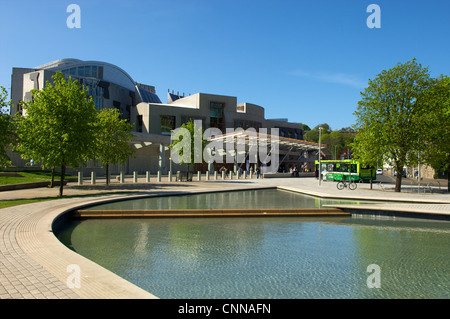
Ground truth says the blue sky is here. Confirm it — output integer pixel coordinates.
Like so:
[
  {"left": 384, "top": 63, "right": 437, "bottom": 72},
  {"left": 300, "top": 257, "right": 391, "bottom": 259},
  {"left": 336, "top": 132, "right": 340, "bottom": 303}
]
[{"left": 0, "top": 0, "right": 449, "bottom": 130}]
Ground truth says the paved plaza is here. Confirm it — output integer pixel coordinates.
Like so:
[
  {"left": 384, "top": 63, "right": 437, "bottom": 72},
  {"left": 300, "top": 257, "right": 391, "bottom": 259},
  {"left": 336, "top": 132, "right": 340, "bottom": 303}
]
[{"left": 0, "top": 176, "right": 449, "bottom": 299}]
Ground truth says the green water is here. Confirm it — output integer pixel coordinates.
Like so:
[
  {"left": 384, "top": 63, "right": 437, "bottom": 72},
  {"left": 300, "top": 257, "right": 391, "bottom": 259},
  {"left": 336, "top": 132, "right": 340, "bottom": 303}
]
[
  {"left": 84, "top": 188, "right": 375, "bottom": 210},
  {"left": 58, "top": 189, "right": 450, "bottom": 299}
]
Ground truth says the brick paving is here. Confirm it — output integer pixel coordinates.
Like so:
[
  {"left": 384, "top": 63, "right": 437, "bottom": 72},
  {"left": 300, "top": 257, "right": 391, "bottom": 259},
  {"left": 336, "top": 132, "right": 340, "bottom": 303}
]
[
  {"left": 0, "top": 202, "right": 79, "bottom": 299},
  {"left": 0, "top": 177, "right": 449, "bottom": 299}
]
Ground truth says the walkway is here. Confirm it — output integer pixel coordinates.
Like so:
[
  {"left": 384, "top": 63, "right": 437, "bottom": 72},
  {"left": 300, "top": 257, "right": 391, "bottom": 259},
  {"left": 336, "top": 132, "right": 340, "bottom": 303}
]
[{"left": 0, "top": 177, "right": 449, "bottom": 299}]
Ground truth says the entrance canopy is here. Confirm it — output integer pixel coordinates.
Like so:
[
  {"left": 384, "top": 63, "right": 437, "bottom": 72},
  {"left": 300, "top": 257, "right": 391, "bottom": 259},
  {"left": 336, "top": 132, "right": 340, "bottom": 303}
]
[{"left": 209, "top": 129, "right": 324, "bottom": 152}]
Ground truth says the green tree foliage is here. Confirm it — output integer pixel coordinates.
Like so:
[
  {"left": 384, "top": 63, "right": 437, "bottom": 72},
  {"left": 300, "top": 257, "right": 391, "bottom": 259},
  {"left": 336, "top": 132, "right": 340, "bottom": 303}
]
[
  {"left": 94, "top": 108, "right": 135, "bottom": 184},
  {"left": 304, "top": 124, "right": 330, "bottom": 143},
  {"left": 352, "top": 59, "right": 434, "bottom": 192},
  {"left": 15, "top": 72, "right": 98, "bottom": 196},
  {"left": 302, "top": 124, "right": 311, "bottom": 132},
  {"left": 170, "top": 119, "right": 206, "bottom": 173},
  {"left": 304, "top": 124, "right": 354, "bottom": 159},
  {"left": 417, "top": 75, "right": 450, "bottom": 191},
  {"left": 0, "top": 87, "right": 16, "bottom": 167}
]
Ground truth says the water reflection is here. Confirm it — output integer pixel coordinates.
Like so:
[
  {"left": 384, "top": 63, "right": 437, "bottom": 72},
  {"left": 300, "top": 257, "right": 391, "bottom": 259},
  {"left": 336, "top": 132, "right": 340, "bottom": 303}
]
[
  {"left": 85, "top": 189, "right": 374, "bottom": 211},
  {"left": 57, "top": 216, "right": 450, "bottom": 299}
]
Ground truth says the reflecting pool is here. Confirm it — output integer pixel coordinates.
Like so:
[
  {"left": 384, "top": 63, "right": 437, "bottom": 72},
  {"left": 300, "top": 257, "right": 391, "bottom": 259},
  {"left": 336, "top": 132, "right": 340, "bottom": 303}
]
[
  {"left": 83, "top": 188, "right": 377, "bottom": 211},
  {"left": 57, "top": 215, "right": 450, "bottom": 299}
]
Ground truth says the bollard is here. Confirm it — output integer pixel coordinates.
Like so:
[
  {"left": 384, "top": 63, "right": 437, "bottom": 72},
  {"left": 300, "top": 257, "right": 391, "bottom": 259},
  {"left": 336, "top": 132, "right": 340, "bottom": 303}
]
[
  {"left": 120, "top": 171, "right": 124, "bottom": 184},
  {"left": 91, "top": 171, "right": 96, "bottom": 185},
  {"left": 133, "top": 171, "right": 138, "bottom": 183},
  {"left": 222, "top": 171, "right": 225, "bottom": 180},
  {"left": 198, "top": 171, "right": 201, "bottom": 181},
  {"left": 229, "top": 171, "right": 233, "bottom": 180},
  {"left": 214, "top": 171, "right": 218, "bottom": 180},
  {"left": 168, "top": 171, "right": 172, "bottom": 182},
  {"left": 243, "top": 171, "right": 247, "bottom": 179},
  {"left": 157, "top": 171, "right": 161, "bottom": 182},
  {"left": 146, "top": 171, "right": 150, "bottom": 183},
  {"left": 206, "top": 171, "right": 210, "bottom": 181},
  {"left": 78, "top": 172, "right": 83, "bottom": 185}
]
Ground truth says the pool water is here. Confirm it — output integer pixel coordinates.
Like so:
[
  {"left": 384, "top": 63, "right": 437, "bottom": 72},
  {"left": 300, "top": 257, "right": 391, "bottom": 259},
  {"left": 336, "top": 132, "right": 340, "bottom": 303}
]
[
  {"left": 83, "top": 188, "right": 376, "bottom": 211},
  {"left": 57, "top": 215, "right": 450, "bottom": 299}
]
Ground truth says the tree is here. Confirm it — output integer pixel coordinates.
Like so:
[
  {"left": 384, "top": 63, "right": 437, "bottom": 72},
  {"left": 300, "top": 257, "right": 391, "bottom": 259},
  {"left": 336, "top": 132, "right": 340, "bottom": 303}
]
[
  {"left": 15, "top": 72, "right": 98, "bottom": 196},
  {"left": 417, "top": 76, "right": 450, "bottom": 191},
  {"left": 94, "top": 108, "right": 135, "bottom": 185},
  {"left": 351, "top": 129, "right": 383, "bottom": 189},
  {"left": 352, "top": 58, "right": 433, "bottom": 192},
  {"left": 0, "top": 87, "right": 16, "bottom": 168},
  {"left": 169, "top": 119, "right": 206, "bottom": 177},
  {"left": 304, "top": 124, "right": 331, "bottom": 143},
  {"left": 305, "top": 124, "right": 355, "bottom": 160},
  {"left": 302, "top": 124, "right": 311, "bottom": 132}
]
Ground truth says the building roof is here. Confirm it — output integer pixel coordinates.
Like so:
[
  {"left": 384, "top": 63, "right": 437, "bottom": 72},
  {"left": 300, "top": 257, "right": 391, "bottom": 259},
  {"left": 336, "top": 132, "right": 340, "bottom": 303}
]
[
  {"left": 137, "top": 86, "right": 162, "bottom": 103},
  {"left": 35, "top": 59, "right": 136, "bottom": 91}
]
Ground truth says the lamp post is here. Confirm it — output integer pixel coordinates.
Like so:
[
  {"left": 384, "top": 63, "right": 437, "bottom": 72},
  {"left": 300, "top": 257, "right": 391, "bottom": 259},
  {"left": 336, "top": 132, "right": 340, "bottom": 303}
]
[{"left": 318, "top": 127, "right": 323, "bottom": 186}]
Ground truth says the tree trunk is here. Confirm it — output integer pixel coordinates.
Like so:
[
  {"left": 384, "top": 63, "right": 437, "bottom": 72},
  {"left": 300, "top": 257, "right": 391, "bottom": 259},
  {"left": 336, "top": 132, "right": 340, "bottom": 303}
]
[
  {"left": 59, "top": 164, "right": 65, "bottom": 197},
  {"left": 50, "top": 167, "right": 55, "bottom": 188},
  {"left": 370, "top": 168, "right": 373, "bottom": 190},
  {"left": 106, "top": 163, "right": 110, "bottom": 185},
  {"left": 395, "top": 162, "right": 403, "bottom": 192},
  {"left": 447, "top": 167, "right": 450, "bottom": 193}
]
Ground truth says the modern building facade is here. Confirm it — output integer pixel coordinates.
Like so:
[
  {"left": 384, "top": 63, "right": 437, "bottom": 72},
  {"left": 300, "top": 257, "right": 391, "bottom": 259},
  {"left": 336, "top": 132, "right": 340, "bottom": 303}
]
[{"left": 10, "top": 59, "right": 317, "bottom": 176}]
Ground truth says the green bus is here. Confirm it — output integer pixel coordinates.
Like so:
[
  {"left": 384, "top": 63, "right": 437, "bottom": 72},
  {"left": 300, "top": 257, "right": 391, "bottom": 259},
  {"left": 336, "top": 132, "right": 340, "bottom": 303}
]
[{"left": 315, "top": 160, "right": 376, "bottom": 182}]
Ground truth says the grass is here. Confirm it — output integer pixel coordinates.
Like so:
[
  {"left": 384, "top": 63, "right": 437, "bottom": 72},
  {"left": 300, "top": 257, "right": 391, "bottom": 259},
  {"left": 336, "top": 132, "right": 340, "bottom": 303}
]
[
  {"left": 0, "top": 197, "right": 60, "bottom": 209},
  {"left": 0, "top": 170, "right": 77, "bottom": 185},
  {"left": 0, "top": 191, "right": 134, "bottom": 209}
]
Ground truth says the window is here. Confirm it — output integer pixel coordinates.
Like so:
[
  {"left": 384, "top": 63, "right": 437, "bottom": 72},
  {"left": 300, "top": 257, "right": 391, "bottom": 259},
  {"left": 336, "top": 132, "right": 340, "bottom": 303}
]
[
  {"left": 78, "top": 66, "right": 85, "bottom": 77},
  {"left": 160, "top": 115, "right": 176, "bottom": 135},
  {"left": 84, "top": 66, "right": 91, "bottom": 77},
  {"left": 336, "top": 163, "right": 357, "bottom": 173},
  {"left": 210, "top": 102, "right": 224, "bottom": 131},
  {"left": 84, "top": 81, "right": 104, "bottom": 111}
]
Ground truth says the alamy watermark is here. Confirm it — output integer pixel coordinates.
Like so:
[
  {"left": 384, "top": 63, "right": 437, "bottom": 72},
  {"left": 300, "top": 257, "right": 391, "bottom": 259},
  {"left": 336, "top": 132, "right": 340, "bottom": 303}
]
[
  {"left": 67, "top": 264, "right": 81, "bottom": 289},
  {"left": 366, "top": 264, "right": 381, "bottom": 289},
  {"left": 367, "top": 4, "right": 381, "bottom": 29},
  {"left": 66, "top": 4, "right": 81, "bottom": 29},
  {"left": 170, "top": 121, "right": 280, "bottom": 174},
  {"left": 66, "top": 4, "right": 379, "bottom": 30}
]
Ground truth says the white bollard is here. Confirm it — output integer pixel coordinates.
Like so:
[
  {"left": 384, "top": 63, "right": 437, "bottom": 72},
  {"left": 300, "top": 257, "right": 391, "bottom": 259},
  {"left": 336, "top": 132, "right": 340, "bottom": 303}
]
[
  {"left": 120, "top": 171, "right": 124, "bottom": 184},
  {"left": 133, "top": 171, "right": 138, "bottom": 183},
  {"left": 157, "top": 171, "right": 161, "bottom": 182},
  {"left": 146, "top": 171, "right": 150, "bottom": 183},
  {"left": 91, "top": 171, "right": 96, "bottom": 185},
  {"left": 78, "top": 172, "right": 83, "bottom": 185}
]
